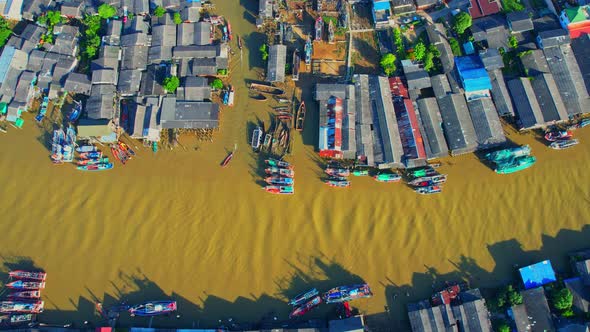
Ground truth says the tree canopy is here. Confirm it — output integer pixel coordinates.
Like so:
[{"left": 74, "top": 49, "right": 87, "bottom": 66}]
[
  {"left": 81, "top": 15, "right": 103, "bottom": 60},
  {"left": 210, "top": 78, "right": 224, "bottom": 90},
  {"left": 153, "top": 6, "right": 166, "bottom": 17},
  {"left": 0, "top": 17, "right": 12, "bottom": 48},
  {"left": 46, "top": 11, "right": 63, "bottom": 27},
  {"left": 173, "top": 12, "right": 182, "bottom": 24},
  {"left": 98, "top": 4, "right": 117, "bottom": 19},
  {"left": 453, "top": 12, "right": 473, "bottom": 35},
  {"left": 449, "top": 37, "right": 462, "bottom": 56},
  {"left": 414, "top": 42, "right": 426, "bottom": 61},
  {"left": 163, "top": 76, "right": 180, "bottom": 93},
  {"left": 552, "top": 288, "right": 573, "bottom": 312},
  {"left": 259, "top": 44, "right": 268, "bottom": 61},
  {"left": 379, "top": 53, "right": 397, "bottom": 76},
  {"left": 423, "top": 52, "right": 435, "bottom": 72},
  {"left": 508, "top": 35, "right": 518, "bottom": 49}
]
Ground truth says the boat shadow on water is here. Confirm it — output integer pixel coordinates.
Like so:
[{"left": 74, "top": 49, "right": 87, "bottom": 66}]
[{"left": 238, "top": 0, "right": 258, "bottom": 25}]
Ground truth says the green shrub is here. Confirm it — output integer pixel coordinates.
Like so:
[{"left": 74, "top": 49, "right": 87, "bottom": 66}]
[
  {"left": 380, "top": 53, "right": 397, "bottom": 76},
  {"left": 98, "top": 4, "right": 117, "bottom": 19},
  {"left": 163, "top": 76, "right": 180, "bottom": 93},
  {"left": 173, "top": 12, "right": 182, "bottom": 24},
  {"left": 153, "top": 6, "right": 166, "bottom": 17}
]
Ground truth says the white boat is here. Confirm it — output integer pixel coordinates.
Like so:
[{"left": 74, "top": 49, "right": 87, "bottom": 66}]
[{"left": 251, "top": 127, "right": 263, "bottom": 151}]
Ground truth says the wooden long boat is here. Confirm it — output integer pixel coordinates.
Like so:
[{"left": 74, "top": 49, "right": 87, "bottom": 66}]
[
  {"left": 250, "top": 93, "right": 267, "bottom": 101},
  {"left": 249, "top": 83, "right": 284, "bottom": 95},
  {"left": 292, "top": 49, "right": 301, "bottom": 81},
  {"left": 295, "top": 101, "right": 306, "bottom": 132}
]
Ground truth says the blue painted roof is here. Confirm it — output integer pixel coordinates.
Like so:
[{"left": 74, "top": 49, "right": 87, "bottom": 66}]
[
  {"left": 519, "top": 260, "right": 557, "bottom": 289},
  {"left": 456, "top": 56, "right": 492, "bottom": 92},
  {"left": 463, "top": 41, "right": 475, "bottom": 55},
  {"left": 373, "top": 0, "right": 391, "bottom": 11}
]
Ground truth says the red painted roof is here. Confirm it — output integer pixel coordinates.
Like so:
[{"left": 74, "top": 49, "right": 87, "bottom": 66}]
[
  {"left": 468, "top": 0, "right": 501, "bottom": 19},
  {"left": 388, "top": 77, "right": 409, "bottom": 98},
  {"left": 567, "top": 21, "right": 590, "bottom": 39},
  {"left": 403, "top": 99, "right": 427, "bottom": 159}
]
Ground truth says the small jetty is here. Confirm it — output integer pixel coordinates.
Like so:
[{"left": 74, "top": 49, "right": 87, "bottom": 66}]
[{"left": 249, "top": 83, "right": 284, "bottom": 95}]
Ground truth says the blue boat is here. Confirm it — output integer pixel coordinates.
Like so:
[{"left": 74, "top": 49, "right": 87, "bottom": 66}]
[
  {"left": 288, "top": 288, "right": 319, "bottom": 306},
  {"left": 68, "top": 103, "right": 82, "bottom": 122},
  {"left": 323, "top": 284, "right": 372, "bottom": 303},
  {"left": 128, "top": 301, "right": 177, "bottom": 317}
]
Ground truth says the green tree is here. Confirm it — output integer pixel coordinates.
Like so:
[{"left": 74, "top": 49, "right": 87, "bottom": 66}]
[
  {"left": 414, "top": 41, "right": 426, "bottom": 61},
  {"left": 508, "top": 35, "right": 518, "bottom": 49},
  {"left": 506, "top": 286, "right": 523, "bottom": 306},
  {"left": 449, "top": 37, "right": 462, "bottom": 56},
  {"left": 561, "top": 308, "right": 574, "bottom": 318},
  {"left": 210, "top": 78, "right": 224, "bottom": 90},
  {"left": 163, "top": 76, "right": 180, "bottom": 93},
  {"left": 552, "top": 288, "right": 573, "bottom": 311},
  {"left": 41, "top": 33, "right": 54, "bottom": 44},
  {"left": 153, "top": 6, "right": 166, "bottom": 17},
  {"left": 0, "top": 17, "right": 12, "bottom": 48},
  {"left": 423, "top": 51, "right": 435, "bottom": 72},
  {"left": 379, "top": 53, "right": 397, "bottom": 76},
  {"left": 37, "top": 15, "right": 48, "bottom": 26},
  {"left": 46, "top": 11, "right": 63, "bottom": 27},
  {"left": 259, "top": 44, "right": 268, "bottom": 61},
  {"left": 173, "top": 12, "right": 182, "bottom": 24},
  {"left": 496, "top": 323, "right": 510, "bottom": 332},
  {"left": 452, "top": 12, "right": 473, "bottom": 35},
  {"left": 429, "top": 44, "right": 441, "bottom": 57},
  {"left": 501, "top": 0, "right": 525, "bottom": 12},
  {"left": 98, "top": 3, "right": 117, "bottom": 19},
  {"left": 393, "top": 27, "right": 404, "bottom": 53}
]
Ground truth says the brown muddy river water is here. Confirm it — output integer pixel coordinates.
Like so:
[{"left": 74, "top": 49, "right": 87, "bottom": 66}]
[{"left": 0, "top": 0, "right": 589, "bottom": 329}]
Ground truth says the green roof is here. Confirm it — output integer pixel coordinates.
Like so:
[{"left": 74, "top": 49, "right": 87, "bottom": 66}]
[{"left": 566, "top": 6, "right": 589, "bottom": 23}]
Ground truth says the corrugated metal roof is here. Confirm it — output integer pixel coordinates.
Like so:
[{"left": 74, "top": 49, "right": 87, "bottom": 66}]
[
  {"left": 266, "top": 44, "right": 287, "bottom": 82},
  {"left": 529, "top": 73, "right": 568, "bottom": 122},
  {"left": 456, "top": 56, "right": 492, "bottom": 92},
  {"left": 438, "top": 94, "right": 478, "bottom": 155},
  {"left": 488, "top": 69, "right": 514, "bottom": 117},
  {"left": 508, "top": 78, "right": 545, "bottom": 129},
  {"left": 416, "top": 97, "right": 449, "bottom": 159},
  {"left": 467, "top": 97, "right": 506, "bottom": 149}
]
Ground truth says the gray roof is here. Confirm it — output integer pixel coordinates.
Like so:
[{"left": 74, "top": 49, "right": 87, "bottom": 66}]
[
  {"left": 508, "top": 78, "right": 545, "bottom": 129},
  {"left": 507, "top": 11, "right": 534, "bottom": 32},
  {"left": 533, "top": 14, "right": 561, "bottom": 32},
  {"left": 416, "top": 97, "right": 449, "bottom": 159},
  {"left": 392, "top": 0, "right": 416, "bottom": 11},
  {"left": 86, "top": 84, "right": 115, "bottom": 119},
  {"left": 177, "top": 22, "right": 211, "bottom": 46},
  {"left": 121, "top": 45, "right": 148, "bottom": 70},
  {"left": 544, "top": 44, "right": 589, "bottom": 116},
  {"left": 64, "top": 72, "right": 91, "bottom": 95},
  {"left": 571, "top": 34, "right": 590, "bottom": 96},
  {"left": 61, "top": 1, "right": 84, "bottom": 18},
  {"left": 152, "top": 24, "right": 177, "bottom": 47},
  {"left": 5, "top": 36, "right": 35, "bottom": 54},
  {"left": 191, "top": 57, "right": 217, "bottom": 75},
  {"left": 488, "top": 69, "right": 514, "bottom": 116},
  {"left": 13, "top": 71, "right": 36, "bottom": 103},
  {"left": 438, "top": 94, "right": 478, "bottom": 155},
  {"left": 99, "top": 45, "right": 121, "bottom": 59},
  {"left": 479, "top": 49, "right": 503, "bottom": 70},
  {"left": 328, "top": 315, "right": 365, "bottom": 332},
  {"left": 27, "top": 50, "right": 46, "bottom": 72},
  {"left": 467, "top": 97, "right": 506, "bottom": 149},
  {"left": 181, "top": 3, "right": 201, "bottom": 22},
  {"left": 564, "top": 277, "right": 590, "bottom": 314},
  {"left": 315, "top": 83, "right": 353, "bottom": 101},
  {"left": 431, "top": 74, "right": 452, "bottom": 99},
  {"left": 46, "top": 25, "right": 79, "bottom": 56},
  {"left": 92, "top": 69, "right": 118, "bottom": 85},
  {"left": 120, "top": 32, "right": 150, "bottom": 47},
  {"left": 91, "top": 56, "right": 120, "bottom": 71},
  {"left": 179, "top": 76, "right": 211, "bottom": 101},
  {"left": 408, "top": 300, "right": 454, "bottom": 331},
  {"left": 173, "top": 45, "right": 218, "bottom": 58},
  {"left": 52, "top": 57, "right": 77, "bottom": 85},
  {"left": 194, "top": 22, "right": 212, "bottom": 46},
  {"left": 537, "top": 29, "right": 571, "bottom": 49},
  {"left": 140, "top": 65, "right": 165, "bottom": 96},
  {"left": 152, "top": 12, "right": 176, "bottom": 26},
  {"left": 106, "top": 19, "right": 123, "bottom": 38},
  {"left": 123, "top": 17, "right": 150, "bottom": 35},
  {"left": 520, "top": 49, "right": 550, "bottom": 77},
  {"left": 161, "top": 99, "right": 220, "bottom": 129},
  {"left": 426, "top": 24, "right": 455, "bottom": 73},
  {"left": 406, "top": 71, "right": 432, "bottom": 90},
  {"left": 117, "top": 69, "right": 142, "bottom": 96},
  {"left": 576, "top": 260, "right": 590, "bottom": 286},
  {"left": 512, "top": 288, "right": 555, "bottom": 332},
  {"left": 22, "top": 0, "right": 51, "bottom": 20},
  {"left": 20, "top": 24, "right": 46, "bottom": 45},
  {"left": 148, "top": 46, "right": 174, "bottom": 64},
  {"left": 471, "top": 15, "right": 509, "bottom": 49},
  {"left": 529, "top": 73, "right": 569, "bottom": 122},
  {"left": 259, "top": 0, "right": 273, "bottom": 18},
  {"left": 266, "top": 44, "right": 287, "bottom": 82},
  {"left": 129, "top": 103, "right": 147, "bottom": 138}
]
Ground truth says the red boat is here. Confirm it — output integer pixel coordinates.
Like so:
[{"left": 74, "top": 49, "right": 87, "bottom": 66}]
[
  {"left": 9, "top": 291, "right": 41, "bottom": 299},
  {"left": 544, "top": 130, "right": 572, "bottom": 142},
  {"left": 289, "top": 295, "right": 321, "bottom": 318},
  {"left": 111, "top": 146, "right": 128, "bottom": 165},
  {"left": 9, "top": 271, "right": 46, "bottom": 281},
  {"left": 221, "top": 152, "right": 234, "bottom": 167}
]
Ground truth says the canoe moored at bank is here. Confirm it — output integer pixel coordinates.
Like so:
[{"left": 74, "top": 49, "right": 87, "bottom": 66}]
[
  {"left": 9, "top": 271, "right": 46, "bottom": 281},
  {"left": 550, "top": 139, "right": 579, "bottom": 150},
  {"left": 288, "top": 288, "right": 319, "bottom": 306},
  {"left": 0, "top": 301, "right": 44, "bottom": 313},
  {"left": 373, "top": 173, "right": 401, "bottom": 183},
  {"left": 415, "top": 185, "right": 442, "bottom": 195},
  {"left": 265, "top": 167, "right": 294, "bottom": 178},
  {"left": 325, "top": 168, "right": 350, "bottom": 177},
  {"left": 6, "top": 281, "right": 45, "bottom": 290},
  {"left": 265, "top": 158, "right": 292, "bottom": 169},
  {"left": 544, "top": 130, "right": 572, "bottom": 142},
  {"left": 408, "top": 174, "right": 447, "bottom": 186},
  {"left": 289, "top": 295, "right": 321, "bottom": 319},
  {"left": 264, "top": 185, "right": 294, "bottom": 195},
  {"left": 8, "top": 291, "right": 41, "bottom": 299},
  {"left": 128, "top": 301, "right": 177, "bottom": 317},
  {"left": 265, "top": 176, "right": 294, "bottom": 185}
]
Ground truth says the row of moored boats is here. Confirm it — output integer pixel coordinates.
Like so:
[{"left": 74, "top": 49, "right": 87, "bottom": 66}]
[
  {"left": 288, "top": 284, "right": 372, "bottom": 319},
  {"left": 0, "top": 270, "right": 48, "bottom": 325},
  {"left": 264, "top": 158, "right": 295, "bottom": 194}
]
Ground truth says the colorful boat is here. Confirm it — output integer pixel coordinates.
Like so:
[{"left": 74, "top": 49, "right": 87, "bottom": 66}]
[
  {"left": 374, "top": 173, "right": 401, "bottom": 183},
  {"left": 263, "top": 134, "right": 272, "bottom": 150},
  {"left": 265, "top": 185, "right": 294, "bottom": 194},
  {"left": 68, "top": 102, "right": 82, "bottom": 122},
  {"left": 352, "top": 169, "right": 369, "bottom": 176},
  {"left": 79, "top": 151, "right": 102, "bottom": 159},
  {"left": 323, "top": 284, "right": 372, "bottom": 304},
  {"left": 265, "top": 176, "right": 295, "bottom": 185},
  {"left": 292, "top": 49, "right": 300, "bottom": 81},
  {"left": 77, "top": 157, "right": 109, "bottom": 166},
  {"left": 111, "top": 146, "right": 128, "bottom": 165},
  {"left": 9, "top": 271, "right": 46, "bottom": 281},
  {"left": 221, "top": 152, "right": 234, "bottom": 167},
  {"left": 0, "top": 301, "right": 44, "bottom": 314},
  {"left": 550, "top": 139, "right": 579, "bottom": 150},
  {"left": 288, "top": 288, "right": 319, "bottom": 306},
  {"left": 8, "top": 291, "right": 41, "bottom": 299},
  {"left": 304, "top": 37, "right": 312, "bottom": 64},
  {"left": 295, "top": 102, "right": 306, "bottom": 132},
  {"left": 544, "top": 130, "right": 572, "bottom": 142},
  {"left": 325, "top": 168, "right": 350, "bottom": 177},
  {"left": 128, "top": 301, "right": 177, "bottom": 317},
  {"left": 50, "top": 129, "right": 66, "bottom": 163},
  {"left": 415, "top": 185, "right": 442, "bottom": 195},
  {"left": 325, "top": 179, "right": 350, "bottom": 188},
  {"left": 495, "top": 155, "right": 536, "bottom": 174},
  {"left": 485, "top": 145, "right": 531, "bottom": 163},
  {"left": 274, "top": 107, "right": 290, "bottom": 112},
  {"left": 265, "top": 167, "right": 295, "bottom": 178},
  {"left": 579, "top": 119, "right": 590, "bottom": 128},
  {"left": 77, "top": 163, "right": 114, "bottom": 171},
  {"left": 152, "top": 141, "right": 158, "bottom": 153},
  {"left": 408, "top": 174, "right": 447, "bottom": 186},
  {"left": 9, "top": 313, "right": 33, "bottom": 324},
  {"left": 289, "top": 295, "right": 321, "bottom": 319},
  {"left": 251, "top": 126, "right": 263, "bottom": 151},
  {"left": 6, "top": 281, "right": 45, "bottom": 290},
  {"left": 407, "top": 167, "right": 437, "bottom": 178},
  {"left": 412, "top": 180, "right": 436, "bottom": 188},
  {"left": 226, "top": 19, "right": 232, "bottom": 41},
  {"left": 315, "top": 16, "right": 323, "bottom": 41},
  {"left": 76, "top": 145, "right": 97, "bottom": 153},
  {"left": 225, "top": 85, "right": 235, "bottom": 106},
  {"left": 249, "top": 83, "right": 284, "bottom": 95},
  {"left": 265, "top": 158, "right": 291, "bottom": 168},
  {"left": 118, "top": 141, "right": 136, "bottom": 157}
]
